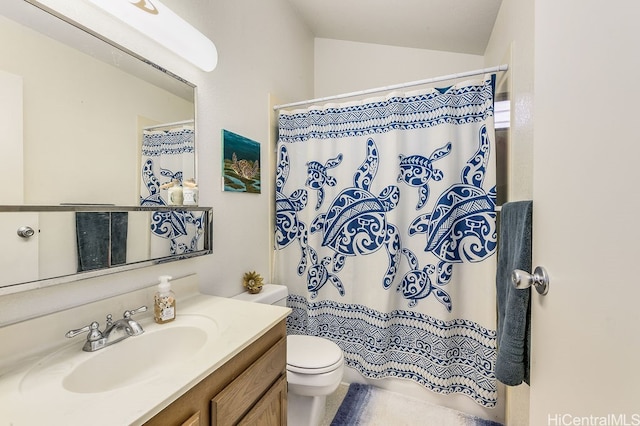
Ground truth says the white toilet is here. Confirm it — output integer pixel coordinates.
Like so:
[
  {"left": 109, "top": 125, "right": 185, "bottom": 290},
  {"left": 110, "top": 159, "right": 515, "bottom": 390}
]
[{"left": 232, "top": 284, "right": 344, "bottom": 426}]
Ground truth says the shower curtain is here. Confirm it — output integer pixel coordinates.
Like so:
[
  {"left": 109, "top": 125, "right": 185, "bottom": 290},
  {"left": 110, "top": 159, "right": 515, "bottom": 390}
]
[
  {"left": 140, "top": 124, "right": 204, "bottom": 257},
  {"left": 140, "top": 125, "right": 196, "bottom": 204},
  {"left": 275, "top": 76, "right": 498, "bottom": 407}
]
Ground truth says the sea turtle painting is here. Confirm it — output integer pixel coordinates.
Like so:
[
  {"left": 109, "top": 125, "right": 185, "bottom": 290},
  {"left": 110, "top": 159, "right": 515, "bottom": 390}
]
[
  {"left": 275, "top": 144, "right": 309, "bottom": 275},
  {"left": 306, "top": 153, "right": 343, "bottom": 210},
  {"left": 310, "top": 138, "right": 401, "bottom": 289},
  {"left": 398, "top": 248, "right": 452, "bottom": 311},
  {"left": 408, "top": 126, "right": 497, "bottom": 264},
  {"left": 398, "top": 142, "right": 452, "bottom": 209},
  {"left": 306, "top": 246, "right": 344, "bottom": 299},
  {"left": 230, "top": 152, "right": 259, "bottom": 180}
]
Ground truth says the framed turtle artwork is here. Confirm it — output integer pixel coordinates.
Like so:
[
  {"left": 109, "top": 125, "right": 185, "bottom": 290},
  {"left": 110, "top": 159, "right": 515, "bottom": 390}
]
[{"left": 222, "top": 129, "right": 261, "bottom": 193}]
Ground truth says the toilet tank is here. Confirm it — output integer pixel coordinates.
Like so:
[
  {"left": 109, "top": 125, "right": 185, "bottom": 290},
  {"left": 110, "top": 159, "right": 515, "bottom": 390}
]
[{"left": 231, "top": 284, "right": 288, "bottom": 306}]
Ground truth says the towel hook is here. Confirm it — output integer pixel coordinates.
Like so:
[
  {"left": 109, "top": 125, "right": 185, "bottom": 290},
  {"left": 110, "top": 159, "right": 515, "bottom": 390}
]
[{"left": 512, "top": 266, "right": 549, "bottom": 295}]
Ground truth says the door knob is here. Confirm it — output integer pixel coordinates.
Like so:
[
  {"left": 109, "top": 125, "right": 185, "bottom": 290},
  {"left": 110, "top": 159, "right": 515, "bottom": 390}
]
[
  {"left": 17, "top": 226, "right": 35, "bottom": 238},
  {"left": 511, "top": 266, "right": 549, "bottom": 295}
]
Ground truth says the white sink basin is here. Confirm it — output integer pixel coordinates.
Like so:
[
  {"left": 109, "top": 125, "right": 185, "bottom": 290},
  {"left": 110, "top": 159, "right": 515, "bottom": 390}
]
[
  {"left": 20, "top": 314, "right": 217, "bottom": 394},
  {"left": 64, "top": 324, "right": 207, "bottom": 393}
]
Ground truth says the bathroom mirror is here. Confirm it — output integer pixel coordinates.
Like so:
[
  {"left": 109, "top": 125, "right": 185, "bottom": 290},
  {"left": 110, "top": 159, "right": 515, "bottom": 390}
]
[
  {"left": 0, "top": 1, "right": 195, "bottom": 206},
  {"left": 0, "top": 2, "right": 206, "bottom": 293}
]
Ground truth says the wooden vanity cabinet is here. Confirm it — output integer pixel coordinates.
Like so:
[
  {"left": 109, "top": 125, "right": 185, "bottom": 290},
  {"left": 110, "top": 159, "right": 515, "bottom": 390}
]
[{"left": 144, "top": 319, "right": 287, "bottom": 426}]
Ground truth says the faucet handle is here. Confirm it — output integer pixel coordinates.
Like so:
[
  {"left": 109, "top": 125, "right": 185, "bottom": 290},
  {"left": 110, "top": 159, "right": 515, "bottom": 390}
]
[
  {"left": 65, "top": 321, "right": 103, "bottom": 341},
  {"left": 123, "top": 305, "right": 148, "bottom": 318}
]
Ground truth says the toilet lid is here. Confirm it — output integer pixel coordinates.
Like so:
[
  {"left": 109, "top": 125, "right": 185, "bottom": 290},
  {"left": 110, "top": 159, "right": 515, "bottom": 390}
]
[{"left": 287, "top": 335, "right": 343, "bottom": 374}]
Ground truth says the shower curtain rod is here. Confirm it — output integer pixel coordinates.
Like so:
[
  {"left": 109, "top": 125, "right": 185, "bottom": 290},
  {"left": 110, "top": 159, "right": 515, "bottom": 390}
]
[
  {"left": 143, "top": 119, "right": 194, "bottom": 131},
  {"left": 273, "top": 64, "right": 509, "bottom": 111}
]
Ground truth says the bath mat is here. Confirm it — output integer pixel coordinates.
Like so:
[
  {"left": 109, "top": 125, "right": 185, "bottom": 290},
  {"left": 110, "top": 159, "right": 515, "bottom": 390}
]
[{"left": 330, "top": 384, "right": 502, "bottom": 426}]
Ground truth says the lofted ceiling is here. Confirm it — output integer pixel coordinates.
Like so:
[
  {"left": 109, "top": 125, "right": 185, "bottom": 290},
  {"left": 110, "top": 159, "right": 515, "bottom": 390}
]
[{"left": 285, "top": 0, "right": 502, "bottom": 55}]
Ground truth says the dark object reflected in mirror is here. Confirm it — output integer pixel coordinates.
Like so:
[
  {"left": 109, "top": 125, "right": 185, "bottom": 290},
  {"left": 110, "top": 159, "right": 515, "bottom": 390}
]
[{"left": 76, "top": 212, "right": 129, "bottom": 272}]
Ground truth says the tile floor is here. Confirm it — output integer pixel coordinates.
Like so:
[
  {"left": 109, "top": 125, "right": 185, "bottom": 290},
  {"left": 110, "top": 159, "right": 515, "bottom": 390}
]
[{"left": 319, "top": 383, "right": 349, "bottom": 425}]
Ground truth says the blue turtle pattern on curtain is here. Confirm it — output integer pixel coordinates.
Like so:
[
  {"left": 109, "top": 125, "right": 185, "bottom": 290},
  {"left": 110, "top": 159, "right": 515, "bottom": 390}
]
[
  {"left": 275, "top": 77, "right": 498, "bottom": 407},
  {"left": 140, "top": 126, "right": 204, "bottom": 256}
]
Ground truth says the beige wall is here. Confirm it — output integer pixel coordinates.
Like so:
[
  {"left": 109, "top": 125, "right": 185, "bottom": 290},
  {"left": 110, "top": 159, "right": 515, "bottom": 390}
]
[
  {"left": 484, "top": 0, "right": 534, "bottom": 203},
  {"left": 314, "top": 38, "right": 484, "bottom": 98},
  {"left": 0, "top": 0, "right": 314, "bottom": 324},
  {"left": 0, "top": 70, "right": 23, "bottom": 204}
]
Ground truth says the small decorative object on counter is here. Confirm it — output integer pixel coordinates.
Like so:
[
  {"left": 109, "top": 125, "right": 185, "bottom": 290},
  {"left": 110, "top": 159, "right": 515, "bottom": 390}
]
[
  {"left": 154, "top": 275, "right": 176, "bottom": 324},
  {"left": 243, "top": 271, "right": 264, "bottom": 294},
  {"left": 183, "top": 178, "right": 199, "bottom": 206},
  {"left": 167, "top": 179, "right": 183, "bottom": 205}
]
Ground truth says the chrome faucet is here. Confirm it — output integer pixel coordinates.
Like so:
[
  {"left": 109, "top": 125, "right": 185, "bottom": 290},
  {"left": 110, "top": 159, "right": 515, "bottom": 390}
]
[
  {"left": 65, "top": 306, "right": 147, "bottom": 352},
  {"left": 103, "top": 306, "right": 147, "bottom": 344}
]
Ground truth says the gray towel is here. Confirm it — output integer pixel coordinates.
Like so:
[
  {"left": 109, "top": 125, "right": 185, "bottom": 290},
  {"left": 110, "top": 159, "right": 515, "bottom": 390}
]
[
  {"left": 110, "top": 212, "right": 128, "bottom": 266},
  {"left": 76, "top": 212, "right": 128, "bottom": 272},
  {"left": 495, "top": 200, "right": 532, "bottom": 386}
]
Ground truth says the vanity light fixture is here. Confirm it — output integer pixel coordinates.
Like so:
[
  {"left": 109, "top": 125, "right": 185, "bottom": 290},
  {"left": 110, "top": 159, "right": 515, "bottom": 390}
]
[{"left": 88, "top": 0, "right": 218, "bottom": 71}]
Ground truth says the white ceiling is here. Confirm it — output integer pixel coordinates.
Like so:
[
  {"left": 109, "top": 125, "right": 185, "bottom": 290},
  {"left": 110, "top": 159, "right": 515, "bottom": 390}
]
[{"left": 285, "top": 0, "right": 502, "bottom": 55}]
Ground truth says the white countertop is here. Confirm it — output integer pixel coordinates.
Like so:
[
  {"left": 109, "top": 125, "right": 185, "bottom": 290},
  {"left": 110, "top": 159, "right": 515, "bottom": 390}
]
[{"left": 0, "top": 294, "right": 290, "bottom": 425}]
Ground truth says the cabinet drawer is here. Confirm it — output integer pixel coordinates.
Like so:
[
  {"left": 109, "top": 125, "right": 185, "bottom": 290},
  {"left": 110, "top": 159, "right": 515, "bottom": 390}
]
[
  {"left": 238, "top": 374, "right": 287, "bottom": 426},
  {"left": 211, "top": 337, "right": 286, "bottom": 425}
]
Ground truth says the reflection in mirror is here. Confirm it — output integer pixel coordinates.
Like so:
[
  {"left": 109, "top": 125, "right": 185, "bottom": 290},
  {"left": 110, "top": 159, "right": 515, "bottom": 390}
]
[
  {"left": 0, "top": 2, "right": 206, "bottom": 295},
  {"left": 76, "top": 211, "right": 129, "bottom": 272},
  {"left": 0, "top": 206, "right": 212, "bottom": 290},
  {"left": 0, "top": 2, "right": 195, "bottom": 206},
  {"left": 140, "top": 122, "right": 195, "bottom": 206}
]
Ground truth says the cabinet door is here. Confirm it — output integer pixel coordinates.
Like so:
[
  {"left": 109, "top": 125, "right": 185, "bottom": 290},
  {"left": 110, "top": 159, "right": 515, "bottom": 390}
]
[
  {"left": 181, "top": 411, "right": 200, "bottom": 426},
  {"left": 145, "top": 320, "right": 287, "bottom": 426},
  {"left": 238, "top": 375, "right": 287, "bottom": 426},
  {"left": 211, "top": 338, "right": 286, "bottom": 425}
]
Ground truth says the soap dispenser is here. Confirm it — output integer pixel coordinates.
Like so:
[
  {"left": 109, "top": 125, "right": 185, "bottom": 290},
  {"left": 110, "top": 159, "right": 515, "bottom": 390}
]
[
  {"left": 154, "top": 275, "right": 176, "bottom": 324},
  {"left": 183, "top": 178, "right": 199, "bottom": 206},
  {"left": 167, "top": 179, "right": 183, "bottom": 206}
]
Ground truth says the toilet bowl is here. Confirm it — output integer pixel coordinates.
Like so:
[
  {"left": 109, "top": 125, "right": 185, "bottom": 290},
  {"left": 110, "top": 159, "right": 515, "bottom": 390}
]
[{"left": 232, "top": 284, "right": 344, "bottom": 426}]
